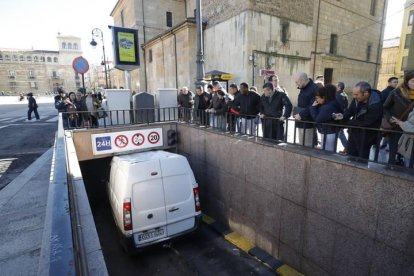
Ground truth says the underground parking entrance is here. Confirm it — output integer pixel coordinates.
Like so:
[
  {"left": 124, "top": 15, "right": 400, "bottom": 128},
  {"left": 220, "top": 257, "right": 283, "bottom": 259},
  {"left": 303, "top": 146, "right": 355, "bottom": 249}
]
[{"left": 71, "top": 123, "right": 276, "bottom": 276}]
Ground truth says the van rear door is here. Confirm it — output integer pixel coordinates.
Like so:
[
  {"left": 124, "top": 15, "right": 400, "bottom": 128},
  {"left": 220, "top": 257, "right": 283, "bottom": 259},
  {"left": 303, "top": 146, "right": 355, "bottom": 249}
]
[
  {"left": 130, "top": 159, "right": 167, "bottom": 245},
  {"left": 160, "top": 156, "right": 196, "bottom": 236}
]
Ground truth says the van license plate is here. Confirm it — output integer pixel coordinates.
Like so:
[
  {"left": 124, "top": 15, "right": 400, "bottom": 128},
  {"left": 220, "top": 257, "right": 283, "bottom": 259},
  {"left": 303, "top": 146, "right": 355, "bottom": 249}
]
[{"left": 137, "top": 228, "right": 165, "bottom": 243}]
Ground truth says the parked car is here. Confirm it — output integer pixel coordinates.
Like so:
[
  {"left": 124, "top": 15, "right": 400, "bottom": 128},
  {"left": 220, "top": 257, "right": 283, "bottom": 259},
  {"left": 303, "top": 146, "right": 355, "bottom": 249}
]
[{"left": 107, "top": 150, "right": 201, "bottom": 253}]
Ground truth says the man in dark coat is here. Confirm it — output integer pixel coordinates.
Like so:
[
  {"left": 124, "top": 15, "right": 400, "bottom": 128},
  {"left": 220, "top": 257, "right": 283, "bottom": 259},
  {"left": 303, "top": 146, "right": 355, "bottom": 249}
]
[
  {"left": 333, "top": 81, "right": 383, "bottom": 160},
  {"left": 177, "top": 86, "right": 194, "bottom": 122},
  {"left": 380, "top": 76, "right": 398, "bottom": 104},
  {"left": 193, "top": 85, "right": 211, "bottom": 125},
  {"left": 260, "top": 82, "right": 292, "bottom": 141},
  {"left": 293, "top": 72, "right": 318, "bottom": 147},
  {"left": 26, "top": 92, "right": 39, "bottom": 121},
  {"left": 233, "top": 82, "right": 261, "bottom": 135}
]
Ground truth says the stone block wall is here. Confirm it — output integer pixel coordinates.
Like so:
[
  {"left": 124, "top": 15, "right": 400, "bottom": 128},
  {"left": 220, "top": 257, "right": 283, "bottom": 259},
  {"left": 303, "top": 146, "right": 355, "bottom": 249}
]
[{"left": 177, "top": 124, "right": 414, "bottom": 275}]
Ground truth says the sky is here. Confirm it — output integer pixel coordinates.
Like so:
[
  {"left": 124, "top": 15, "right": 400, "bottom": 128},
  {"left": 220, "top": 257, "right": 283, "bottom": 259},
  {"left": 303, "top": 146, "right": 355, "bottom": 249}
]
[
  {"left": 0, "top": 0, "right": 408, "bottom": 64},
  {"left": 0, "top": 0, "right": 118, "bottom": 65}
]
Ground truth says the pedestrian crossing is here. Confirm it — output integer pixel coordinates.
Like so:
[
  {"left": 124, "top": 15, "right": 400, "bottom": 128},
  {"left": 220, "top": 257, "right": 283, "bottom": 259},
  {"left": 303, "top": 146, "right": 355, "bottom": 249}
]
[{"left": 0, "top": 115, "right": 58, "bottom": 124}]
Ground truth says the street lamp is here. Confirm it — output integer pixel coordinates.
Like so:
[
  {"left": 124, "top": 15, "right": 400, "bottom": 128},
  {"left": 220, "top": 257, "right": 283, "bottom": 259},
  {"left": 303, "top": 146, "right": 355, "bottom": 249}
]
[{"left": 90, "top": 28, "right": 109, "bottom": 88}]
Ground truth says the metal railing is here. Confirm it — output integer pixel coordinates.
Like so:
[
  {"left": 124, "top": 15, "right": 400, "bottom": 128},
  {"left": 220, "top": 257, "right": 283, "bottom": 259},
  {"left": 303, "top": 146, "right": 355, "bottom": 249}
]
[{"left": 61, "top": 107, "right": 414, "bottom": 168}]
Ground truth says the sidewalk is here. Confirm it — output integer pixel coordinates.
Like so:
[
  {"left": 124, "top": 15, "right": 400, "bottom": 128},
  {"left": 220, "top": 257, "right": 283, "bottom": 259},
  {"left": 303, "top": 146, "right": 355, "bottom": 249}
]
[{"left": 0, "top": 148, "right": 52, "bottom": 276}]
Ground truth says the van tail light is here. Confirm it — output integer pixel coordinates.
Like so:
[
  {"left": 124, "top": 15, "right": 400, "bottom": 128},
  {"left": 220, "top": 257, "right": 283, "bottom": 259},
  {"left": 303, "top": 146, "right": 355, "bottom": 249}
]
[
  {"left": 193, "top": 187, "right": 201, "bottom": 212},
  {"left": 123, "top": 199, "right": 133, "bottom": 231}
]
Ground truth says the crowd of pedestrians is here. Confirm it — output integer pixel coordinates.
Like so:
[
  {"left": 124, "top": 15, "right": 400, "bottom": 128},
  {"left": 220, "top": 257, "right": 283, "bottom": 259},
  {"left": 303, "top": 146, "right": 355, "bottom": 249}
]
[
  {"left": 54, "top": 88, "right": 103, "bottom": 129},
  {"left": 178, "top": 71, "right": 414, "bottom": 168}
]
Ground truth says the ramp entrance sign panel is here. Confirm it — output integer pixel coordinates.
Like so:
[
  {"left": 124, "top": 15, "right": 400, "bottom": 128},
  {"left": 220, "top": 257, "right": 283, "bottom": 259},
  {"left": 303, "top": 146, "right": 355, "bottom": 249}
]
[{"left": 91, "top": 128, "right": 163, "bottom": 155}]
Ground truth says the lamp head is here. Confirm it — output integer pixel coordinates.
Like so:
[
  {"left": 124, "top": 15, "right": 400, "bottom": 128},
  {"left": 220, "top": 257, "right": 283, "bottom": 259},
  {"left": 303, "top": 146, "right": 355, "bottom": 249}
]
[{"left": 90, "top": 39, "right": 97, "bottom": 48}]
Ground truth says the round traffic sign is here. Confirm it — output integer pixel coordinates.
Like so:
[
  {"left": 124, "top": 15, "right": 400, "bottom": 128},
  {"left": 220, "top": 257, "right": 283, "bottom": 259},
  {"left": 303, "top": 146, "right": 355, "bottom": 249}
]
[
  {"left": 72, "top": 56, "right": 89, "bottom": 74},
  {"left": 114, "top": 135, "right": 128, "bottom": 148},
  {"left": 132, "top": 133, "right": 145, "bottom": 146},
  {"left": 148, "top": 132, "right": 160, "bottom": 144}
]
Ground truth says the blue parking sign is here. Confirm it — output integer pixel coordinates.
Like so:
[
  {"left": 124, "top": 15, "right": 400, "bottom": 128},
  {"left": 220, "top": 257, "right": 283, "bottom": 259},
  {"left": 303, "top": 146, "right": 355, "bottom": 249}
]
[{"left": 96, "top": 136, "right": 112, "bottom": 151}]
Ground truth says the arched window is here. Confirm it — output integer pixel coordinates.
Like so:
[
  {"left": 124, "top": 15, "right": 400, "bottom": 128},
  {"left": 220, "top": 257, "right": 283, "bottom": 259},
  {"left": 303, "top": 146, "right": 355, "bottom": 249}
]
[
  {"left": 68, "top": 43, "right": 72, "bottom": 49},
  {"left": 47, "top": 57, "right": 52, "bottom": 62},
  {"left": 13, "top": 55, "right": 18, "bottom": 61},
  {"left": 20, "top": 55, "right": 24, "bottom": 61},
  {"left": 73, "top": 43, "right": 78, "bottom": 49},
  {"left": 5, "top": 55, "right": 10, "bottom": 61},
  {"left": 62, "top": 42, "right": 66, "bottom": 49},
  {"left": 26, "top": 56, "right": 32, "bottom": 62},
  {"left": 0, "top": 54, "right": 3, "bottom": 61},
  {"left": 54, "top": 57, "right": 58, "bottom": 63},
  {"left": 34, "top": 56, "right": 38, "bottom": 62},
  {"left": 40, "top": 56, "right": 45, "bottom": 62}
]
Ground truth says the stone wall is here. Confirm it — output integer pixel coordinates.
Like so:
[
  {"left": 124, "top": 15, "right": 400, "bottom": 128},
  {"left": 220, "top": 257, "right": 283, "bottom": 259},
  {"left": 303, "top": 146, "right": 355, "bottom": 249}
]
[
  {"left": 202, "top": 0, "right": 313, "bottom": 27},
  {"left": 177, "top": 124, "right": 414, "bottom": 276}
]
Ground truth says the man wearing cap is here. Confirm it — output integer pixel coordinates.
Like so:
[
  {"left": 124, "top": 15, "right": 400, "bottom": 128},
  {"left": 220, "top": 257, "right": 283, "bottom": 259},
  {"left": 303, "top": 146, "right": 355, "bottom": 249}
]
[{"left": 26, "top": 92, "right": 39, "bottom": 122}]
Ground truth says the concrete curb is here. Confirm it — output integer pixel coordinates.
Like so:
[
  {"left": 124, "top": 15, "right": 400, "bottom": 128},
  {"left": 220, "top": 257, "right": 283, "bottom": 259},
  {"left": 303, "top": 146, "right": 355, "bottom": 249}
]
[
  {"left": 0, "top": 147, "right": 53, "bottom": 210},
  {"left": 202, "top": 214, "right": 304, "bottom": 276}
]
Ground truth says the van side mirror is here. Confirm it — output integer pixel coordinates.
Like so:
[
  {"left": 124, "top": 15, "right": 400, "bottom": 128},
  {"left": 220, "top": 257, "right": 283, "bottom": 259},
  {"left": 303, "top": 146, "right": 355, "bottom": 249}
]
[{"left": 167, "top": 129, "right": 177, "bottom": 146}]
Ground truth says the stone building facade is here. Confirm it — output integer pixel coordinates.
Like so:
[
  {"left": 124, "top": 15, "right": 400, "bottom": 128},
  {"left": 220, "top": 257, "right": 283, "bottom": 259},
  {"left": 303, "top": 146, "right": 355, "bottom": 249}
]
[
  {"left": 110, "top": 0, "right": 386, "bottom": 103},
  {"left": 378, "top": 37, "right": 400, "bottom": 89},
  {"left": 396, "top": 0, "right": 414, "bottom": 76},
  {"left": 0, "top": 35, "right": 83, "bottom": 95},
  {"left": 311, "top": 0, "right": 387, "bottom": 90}
]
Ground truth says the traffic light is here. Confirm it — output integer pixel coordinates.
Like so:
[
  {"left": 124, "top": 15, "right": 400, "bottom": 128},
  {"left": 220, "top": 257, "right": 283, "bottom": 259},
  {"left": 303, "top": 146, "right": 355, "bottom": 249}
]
[{"left": 167, "top": 129, "right": 177, "bottom": 146}]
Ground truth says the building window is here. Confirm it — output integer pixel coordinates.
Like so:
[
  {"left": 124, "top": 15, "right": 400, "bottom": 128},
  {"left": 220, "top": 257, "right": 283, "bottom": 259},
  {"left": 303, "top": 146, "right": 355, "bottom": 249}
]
[
  {"left": 0, "top": 54, "right": 3, "bottom": 61},
  {"left": 9, "top": 70, "right": 16, "bottom": 79},
  {"left": 402, "top": 56, "right": 408, "bottom": 71},
  {"left": 370, "top": 0, "right": 376, "bottom": 16},
  {"left": 281, "top": 21, "right": 290, "bottom": 44},
  {"left": 329, "top": 34, "right": 338, "bottom": 55},
  {"left": 5, "top": 55, "right": 10, "bottom": 61},
  {"left": 34, "top": 56, "right": 38, "bottom": 62},
  {"left": 9, "top": 81, "right": 17, "bottom": 87},
  {"left": 166, "top": 12, "right": 173, "bottom": 27},
  {"left": 405, "top": 34, "right": 412, "bottom": 49},
  {"left": 76, "top": 82, "right": 81, "bottom": 88},
  {"left": 68, "top": 43, "right": 72, "bottom": 49},
  {"left": 47, "top": 57, "right": 52, "bottom": 62},
  {"left": 27, "top": 56, "right": 32, "bottom": 62},
  {"left": 13, "top": 55, "right": 18, "bottom": 61},
  {"left": 54, "top": 57, "right": 58, "bottom": 63},
  {"left": 121, "top": 10, "right": 125, "bottom": 27},
  {"left": 149, "top": 49, "right": 153, "bottom": 63},
  {"left": 73, "top": 43, "right": 78, "bottom": 50},
  {"left": 28, "top": 70, "right": 35, "bottom": 79},
  {"left": 62, "top": 42, "right": 66, "bottom": 49},
  {"left": 75, "top": 72, "right": 80, "bottom": 79},
  {"left": 40, "top": 56, "right": 45, "bottom": 62},
  {"left": 366, "top": 43, "right": 372, "bottom": 61},
  {"left": 19, "top": 55, "right": 24, "bottom": 61},
  {"left": 52, "top": 71, "right": 58, "bottom": 79},
  {"left": 409, "top": 10, "right": 414, "bottom": 25}
]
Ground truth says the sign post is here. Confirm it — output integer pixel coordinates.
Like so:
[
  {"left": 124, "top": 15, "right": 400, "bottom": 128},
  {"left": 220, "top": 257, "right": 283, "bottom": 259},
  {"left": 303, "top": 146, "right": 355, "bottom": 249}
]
[{"left": 72, "top": 56, "right": 90, "bottom": 95}]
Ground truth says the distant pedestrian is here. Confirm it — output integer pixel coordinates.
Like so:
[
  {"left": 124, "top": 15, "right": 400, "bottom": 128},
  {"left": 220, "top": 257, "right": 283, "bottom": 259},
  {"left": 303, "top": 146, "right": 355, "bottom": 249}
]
[
  {"left": 177, "top": 86, "right": 194, "bottom": 122},
  {"left": 26, "top": 92, "right": 39, "bottom": 122},
  {"left": 193, "top": 85, "right": 211, "bottom": 125},
  {"left": 269, "top": 74, "right": 288, "bottom": 96},
  {"left": 336, "top": 81, "right": 349, "bottom": 153}
]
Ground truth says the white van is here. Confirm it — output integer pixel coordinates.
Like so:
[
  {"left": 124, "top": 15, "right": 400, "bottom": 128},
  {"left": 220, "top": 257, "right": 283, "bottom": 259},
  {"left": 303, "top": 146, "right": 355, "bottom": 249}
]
[{"left": 107, "top": 150, "right": 201, "bottom": 253}]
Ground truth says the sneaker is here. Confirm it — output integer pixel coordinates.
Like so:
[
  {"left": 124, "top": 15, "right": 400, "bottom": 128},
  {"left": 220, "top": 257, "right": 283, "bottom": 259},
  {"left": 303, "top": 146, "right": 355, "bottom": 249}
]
[{"left": 25, "top": 119, "right": 32, "bottom": 122}]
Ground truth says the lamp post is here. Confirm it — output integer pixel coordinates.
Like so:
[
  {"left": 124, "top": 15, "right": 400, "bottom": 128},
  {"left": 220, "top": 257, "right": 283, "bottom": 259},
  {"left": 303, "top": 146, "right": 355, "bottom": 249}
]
[
  {"left": 195, "top": 0, "right": 206, "bottom": 88},
  {"left": 90, "top": 28, "right": 109, "bottom": 88}
]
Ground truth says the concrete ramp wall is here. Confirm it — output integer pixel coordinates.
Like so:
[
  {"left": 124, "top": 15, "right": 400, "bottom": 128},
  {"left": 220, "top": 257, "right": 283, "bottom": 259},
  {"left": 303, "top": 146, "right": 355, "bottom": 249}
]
[{"left": 177, "top": 124, "right": 414, "bottom": 276}]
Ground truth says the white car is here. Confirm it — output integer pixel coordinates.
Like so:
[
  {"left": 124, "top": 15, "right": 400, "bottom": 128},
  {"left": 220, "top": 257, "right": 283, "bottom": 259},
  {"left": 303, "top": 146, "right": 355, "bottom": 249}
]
[{"left": 107, "top": 150, "right": 201, "bottom": 253}]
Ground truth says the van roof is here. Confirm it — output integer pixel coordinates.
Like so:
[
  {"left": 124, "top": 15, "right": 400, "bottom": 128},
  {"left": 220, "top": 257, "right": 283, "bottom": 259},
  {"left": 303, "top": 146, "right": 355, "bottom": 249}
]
[{"left": 113, "top": 150, "right": 182, "bottom": 163}]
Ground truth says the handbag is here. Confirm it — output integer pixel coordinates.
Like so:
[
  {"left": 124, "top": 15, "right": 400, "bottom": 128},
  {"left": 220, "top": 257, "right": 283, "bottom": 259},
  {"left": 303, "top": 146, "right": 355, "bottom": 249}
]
[
  {"left": 381, "top": 101, "right": 414, "bottom": 131},
  {"left": 398, "top": 134, "right": 414, "bottom": 159}
]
